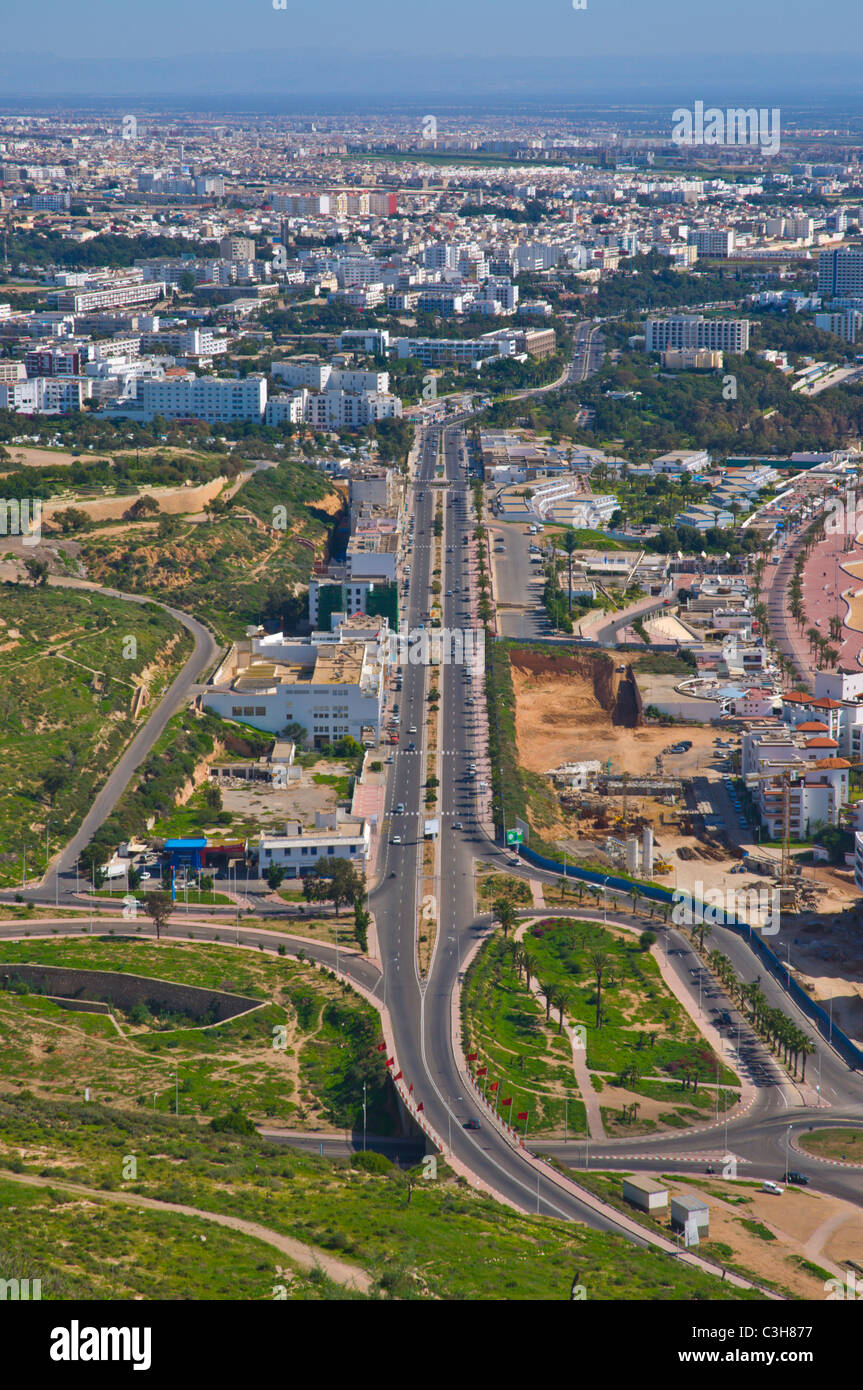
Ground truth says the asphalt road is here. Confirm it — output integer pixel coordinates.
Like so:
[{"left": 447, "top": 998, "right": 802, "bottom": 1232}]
[
  {"left": 368, "top": 417, "right": 863, "bottom": 1242},
  {"left": 4, "top": 344, "right": 862, "bottom": 1259},
  {"left": 38, "top": 581, "right": 222, "bottom": 896}
]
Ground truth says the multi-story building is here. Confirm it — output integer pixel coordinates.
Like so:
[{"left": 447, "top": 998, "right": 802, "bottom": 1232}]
[
  {"left": 108, "top": 374, "right": 267, "bottom": 423},
  {"left": 203, "top": 625, "right": 385, "bottom": 744},
  {"left": 219, "top": 236, "right": 257, "bottom": 262},
  {"left": 818, "top": 248, "right": 863, "bottom": 298},
  {"left": 742, "top": 726, "right": 851, "bottom": 838},
  {"left": 645, "top": 316, "right": 750, "bottom": 353},
  {"left": 0, "top": 377, "right": 83, "bottom": 414},
  {"left": 688, "top": 229, "right": 736, "bottom": 257},
  {"left": 25, "top": 348, "right": 83, "bottom": 377},
  {"left": 271, "top": 361, "right": 389, "bottom": 394},
  {"left": 815, "top": 309, "right": 863, "bottom": 344},
  {"left": 254, "top": 815, "right": 372, "bottom": 880},
  {"left": 49, "top": 282, "right": 166, "bottom": 314}
]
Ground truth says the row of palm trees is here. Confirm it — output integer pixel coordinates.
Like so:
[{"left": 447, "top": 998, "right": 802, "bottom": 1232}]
[
  {"left": 494, "top": 908, "right": 616, "bottom": 1035},
  {"left": 707, "top": 947, "right": 816, "bottom": 1081}
]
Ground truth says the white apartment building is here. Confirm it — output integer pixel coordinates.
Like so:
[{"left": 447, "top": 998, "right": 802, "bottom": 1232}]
[
  {"left": 651, "top": 449, "right": 711, "bottom": 474},
  {"left": 272, "top": 361, "right": 390, "bottom": 394},
  {"left": 815, "top": 309, "right": 863, "bottom": 344},
  {"left": 688, "top": 229, "right": 736, "bottom": 257},
  {"left": 254, "top": 817, "right": 371, "bottom": 879},
  {"left": 394, "top": 335, "right": 512, "bottom": 366},
  {"left": 141, "top": 329, "right": 228, "bottom": 357},
  {"left": 203, "top": 628, "right": 385, "bottom": 744},
  {"left": 423, "top": 243, "right": 459, "bottom": 271},
  {"left": 50, "top": 282, "right": 167, "bottom": 313},
  {"left": 108, "top": 374, "right": 267, "bottom": 423},
  {"left": 0, "top": 377, "right": 83, "bottom": 414},
  {"left": 645, "top": 316, "right": 751, "bottom": 353},
  {"left": 265, "top": 387, "right": 401, "bottom": 429},
  {"left": 742, "top": 727, "right": 850, "bottom": 838}
]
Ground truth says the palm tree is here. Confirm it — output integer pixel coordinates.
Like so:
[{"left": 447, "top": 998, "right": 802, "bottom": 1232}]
[
  {"left": 563, "top": 527, "right": 578, "bottom": 615},
  {"left": 797, "top": 1032, "right": 816, "bottom": 1082},
  {"left": 553, "top": 986, "right": 570, "bottom": 1035},
  {"left": 590, "top": 950, "right": 611, "bottom": 1031},
  {"left": 521, "top": 950, "right": 537, "bottom": 993},
  {"left": 540, "top": 981, "right": 556, "bottom": 1022},
  {"left": 492, "top": 898, "right": 517, "bottom": 938}
]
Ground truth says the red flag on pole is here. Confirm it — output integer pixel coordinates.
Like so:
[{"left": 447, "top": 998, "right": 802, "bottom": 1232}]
[
  {"left": 489, "top": 1081, "right": 499, "bottom": 1092},
  {"left": 376, "top": 1043, "right": 386, "bottom": 1051},
  {"left": 466, "top": 1052, "right": 478, "bottom": 1061},
  {"left": 517, "top": 1112, "right": 528, "bottom": 1121},
  {"left": 502, "top": 1098, "right": 512, "bottom": 1106},
  {"left": 409, "top": 1083, "right": 413, "bottom": 1094},
  {"left": 386, "top": 1057, "right": 394, "bottom": 1068},
  {"left": 417, "top": 1103, "right": 424, "bottom": 1112},
  {"left": 476, "top": 1067, "right": 487, "bottom": 1077},
  {"left": 394, "top": 1070, "right": 403, "bottom": 1081}
]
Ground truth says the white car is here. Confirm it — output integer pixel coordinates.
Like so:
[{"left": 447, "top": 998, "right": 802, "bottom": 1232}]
[
  {"left": 762, "top": 1180, "right": 783, "bottom": 1195},
  {"left": 391, "top": 835, "right": 403, "bottom": 845}
]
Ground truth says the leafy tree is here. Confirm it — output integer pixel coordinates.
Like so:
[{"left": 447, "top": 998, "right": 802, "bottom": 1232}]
[
  {"left": 266, "top": 863, "right": 287, "bottom": 890},
  {"left": 303, "top": 857, "right": 364, "bottom": 916},
  {"left": 23, "top": 558, "right": 48, "bottom": 586},
  {"left": 142, "top": 890, "right": 175, "bottom": 941}
]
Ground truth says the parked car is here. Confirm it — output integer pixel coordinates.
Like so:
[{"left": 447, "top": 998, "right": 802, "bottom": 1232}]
[
  {"left": 786, "top": 1172, "right": 809, "bottom": 1186},
  {"left": 762, "top": 1180, "right": 783, "bottom": 1195}
]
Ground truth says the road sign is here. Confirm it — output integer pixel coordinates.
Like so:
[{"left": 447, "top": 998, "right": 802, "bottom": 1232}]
[{"left": 506, "top": 829, "right": 523, "bottom": 846}]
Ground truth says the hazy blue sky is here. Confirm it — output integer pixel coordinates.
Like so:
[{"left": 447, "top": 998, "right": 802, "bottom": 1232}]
[{"left": 1, "top": 0, "right": 862, "bottom": 99}]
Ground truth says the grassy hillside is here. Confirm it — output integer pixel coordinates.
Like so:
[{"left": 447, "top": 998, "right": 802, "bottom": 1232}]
[
  {"left": 0, "top": 1093, "right": 761, "bottom": 1301},
  {"left": 0, "top": 584, "right": 192, "bottom": 887},
  {"left": 80, "top": 458, "right": 344, "bottom": 640},
  {"left": 0, "top": 937, "right": 391, "bottom": 1132}
]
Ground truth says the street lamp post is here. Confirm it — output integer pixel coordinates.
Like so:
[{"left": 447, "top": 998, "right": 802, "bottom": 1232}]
[{"left": 362, "top": 1081, "right": 367, "bottom": 1152}]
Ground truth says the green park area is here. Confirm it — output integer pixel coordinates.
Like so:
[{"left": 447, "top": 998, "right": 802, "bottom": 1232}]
[{"left": 463, "top": 919, "right": 738, "bottom": 1138}]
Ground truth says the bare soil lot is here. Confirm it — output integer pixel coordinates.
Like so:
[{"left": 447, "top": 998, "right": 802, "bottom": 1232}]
[{"left": 510, "top": 649, "right": 717, "bottom": 776}]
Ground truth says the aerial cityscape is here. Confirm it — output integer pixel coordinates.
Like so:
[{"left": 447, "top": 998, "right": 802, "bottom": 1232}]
[{"left": 3, "top": 0, "right": 863, "bottom": 1349}]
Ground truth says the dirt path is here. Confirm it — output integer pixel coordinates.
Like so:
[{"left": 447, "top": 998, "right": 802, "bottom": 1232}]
[{"left": 0, "top": 1169, "right": 372, "bottom": 1294}]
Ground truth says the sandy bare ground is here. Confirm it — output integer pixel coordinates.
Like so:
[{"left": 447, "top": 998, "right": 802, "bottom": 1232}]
[
  {"left": 660, "top": 1180, "right": 856, "bottom": 1296},
  {"left": 510, "top": 660, "right": 717, "bottom": 776}
]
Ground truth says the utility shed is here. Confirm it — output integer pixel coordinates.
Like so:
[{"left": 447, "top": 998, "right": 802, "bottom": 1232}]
[
  {"left": 671, "top": 1192, "right": 710, "bottom": 1236},
  {"left": 622, "top": 1176, "right": 668, "bottom": 1213}
]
